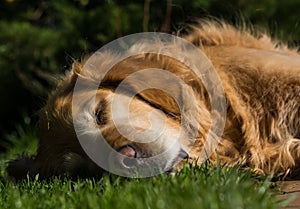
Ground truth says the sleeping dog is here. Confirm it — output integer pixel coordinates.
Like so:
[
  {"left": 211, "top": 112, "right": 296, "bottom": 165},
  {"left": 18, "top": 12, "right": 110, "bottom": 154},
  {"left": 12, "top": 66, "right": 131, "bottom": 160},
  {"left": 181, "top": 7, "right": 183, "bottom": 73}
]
[{"left": 7, "top": 20, "right": 300, "bottom": 179}]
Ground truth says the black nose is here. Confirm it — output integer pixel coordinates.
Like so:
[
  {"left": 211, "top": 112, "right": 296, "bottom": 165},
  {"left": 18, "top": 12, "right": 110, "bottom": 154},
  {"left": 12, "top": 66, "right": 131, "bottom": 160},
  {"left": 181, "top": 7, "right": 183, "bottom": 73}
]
[{"left": 179, "top": 149, "right": 189, "bottom": 159}]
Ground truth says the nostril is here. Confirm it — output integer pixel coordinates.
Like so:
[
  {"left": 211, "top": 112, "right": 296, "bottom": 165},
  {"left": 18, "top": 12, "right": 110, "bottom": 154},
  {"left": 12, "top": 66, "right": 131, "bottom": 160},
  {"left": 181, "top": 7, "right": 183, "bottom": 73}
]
[{"left": 179, "top": 149, "right": 189, "bottom": 159}]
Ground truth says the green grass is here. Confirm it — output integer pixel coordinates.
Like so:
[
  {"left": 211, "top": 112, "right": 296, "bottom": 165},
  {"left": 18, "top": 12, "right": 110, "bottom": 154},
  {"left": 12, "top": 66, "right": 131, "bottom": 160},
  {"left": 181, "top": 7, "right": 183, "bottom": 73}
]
[{"left": 0, "top": 126, "right": 289, "bottom": 209}]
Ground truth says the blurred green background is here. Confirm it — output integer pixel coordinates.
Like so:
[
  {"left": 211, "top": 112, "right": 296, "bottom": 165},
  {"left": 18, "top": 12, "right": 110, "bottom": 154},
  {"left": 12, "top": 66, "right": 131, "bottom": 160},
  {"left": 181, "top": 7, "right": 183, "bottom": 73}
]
[{"left": 0, "top": 0, "right": 299, "bottom": 151}]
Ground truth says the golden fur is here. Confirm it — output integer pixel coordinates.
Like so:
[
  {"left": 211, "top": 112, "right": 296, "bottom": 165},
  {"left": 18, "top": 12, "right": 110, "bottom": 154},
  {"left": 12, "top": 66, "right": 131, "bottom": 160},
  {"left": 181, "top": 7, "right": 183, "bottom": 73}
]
[{"left": 7, "top": 20, "right": 300, "bottom": 179}]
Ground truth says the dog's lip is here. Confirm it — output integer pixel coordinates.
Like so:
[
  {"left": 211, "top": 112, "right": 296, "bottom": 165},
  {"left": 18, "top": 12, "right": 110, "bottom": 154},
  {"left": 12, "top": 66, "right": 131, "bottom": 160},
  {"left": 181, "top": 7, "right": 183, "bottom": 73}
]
[
  {"left": 117, "top": 145, "right": 189, "bottom": 161},
  {"left": 116, "top": 145, "right": 189, "bottom": 171}
]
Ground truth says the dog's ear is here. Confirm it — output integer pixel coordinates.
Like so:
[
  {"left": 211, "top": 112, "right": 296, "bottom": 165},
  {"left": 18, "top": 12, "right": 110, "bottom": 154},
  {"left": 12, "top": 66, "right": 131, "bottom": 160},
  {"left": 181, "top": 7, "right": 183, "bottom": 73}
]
[
  {"left": 101, "top": 53, "right": 208, "bottom": 116},
  {"left": 74, "top": 52, "right": 210, "bottom": 120}
]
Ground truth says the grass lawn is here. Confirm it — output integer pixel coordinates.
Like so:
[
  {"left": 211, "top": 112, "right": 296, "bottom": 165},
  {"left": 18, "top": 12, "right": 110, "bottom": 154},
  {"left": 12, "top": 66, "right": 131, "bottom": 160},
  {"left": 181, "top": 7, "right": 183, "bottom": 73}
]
[{"left": 0, "top": 126, "right": 290, "bottom": 209}]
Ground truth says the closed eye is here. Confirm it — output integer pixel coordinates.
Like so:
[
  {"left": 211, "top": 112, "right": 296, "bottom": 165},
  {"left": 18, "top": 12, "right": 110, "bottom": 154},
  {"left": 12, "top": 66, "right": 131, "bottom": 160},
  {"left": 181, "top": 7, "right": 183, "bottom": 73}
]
[{"left": 95, "top": 100, "right": 107, "bottom": 125}]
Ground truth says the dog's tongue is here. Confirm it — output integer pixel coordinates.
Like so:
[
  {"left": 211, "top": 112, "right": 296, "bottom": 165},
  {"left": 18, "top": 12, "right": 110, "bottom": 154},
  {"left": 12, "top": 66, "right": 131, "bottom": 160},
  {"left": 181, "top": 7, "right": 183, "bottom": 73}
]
[{"left": 119, "top": 146, "right": 136, "bottom": 158}]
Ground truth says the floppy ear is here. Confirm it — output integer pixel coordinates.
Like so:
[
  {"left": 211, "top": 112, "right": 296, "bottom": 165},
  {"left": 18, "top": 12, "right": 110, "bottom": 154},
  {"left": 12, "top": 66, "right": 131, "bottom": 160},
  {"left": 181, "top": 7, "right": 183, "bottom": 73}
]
[{"left": 100, "top": 53, "right": 208, "bottom": 117}]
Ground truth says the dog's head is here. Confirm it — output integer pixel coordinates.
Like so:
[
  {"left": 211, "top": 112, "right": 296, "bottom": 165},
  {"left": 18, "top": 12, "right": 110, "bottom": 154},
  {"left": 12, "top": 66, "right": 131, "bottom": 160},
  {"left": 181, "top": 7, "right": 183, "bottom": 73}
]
[{"left": 38, "top": 42, "right": 214, "bottom": 177}]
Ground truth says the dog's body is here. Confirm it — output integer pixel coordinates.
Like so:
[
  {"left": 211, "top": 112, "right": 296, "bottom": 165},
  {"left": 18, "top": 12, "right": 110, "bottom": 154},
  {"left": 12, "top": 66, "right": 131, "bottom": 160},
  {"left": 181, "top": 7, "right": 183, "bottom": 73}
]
[{"left": 7, "top": 20, "right": 300, "bottom": 179}]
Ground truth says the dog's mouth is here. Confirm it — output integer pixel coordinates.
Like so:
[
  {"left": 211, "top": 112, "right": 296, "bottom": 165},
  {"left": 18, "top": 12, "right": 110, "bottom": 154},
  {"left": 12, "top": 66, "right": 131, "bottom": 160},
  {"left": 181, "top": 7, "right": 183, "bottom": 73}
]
[{"left": 113, "top": 144, "right": 189, "bottom": 174}]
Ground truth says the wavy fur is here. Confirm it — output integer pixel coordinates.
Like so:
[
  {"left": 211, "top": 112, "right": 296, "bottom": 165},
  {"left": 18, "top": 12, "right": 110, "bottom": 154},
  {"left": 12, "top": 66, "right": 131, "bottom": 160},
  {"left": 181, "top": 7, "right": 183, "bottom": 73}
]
[{"left": 7, "top": 20, "right": 300, "bottom": 179}]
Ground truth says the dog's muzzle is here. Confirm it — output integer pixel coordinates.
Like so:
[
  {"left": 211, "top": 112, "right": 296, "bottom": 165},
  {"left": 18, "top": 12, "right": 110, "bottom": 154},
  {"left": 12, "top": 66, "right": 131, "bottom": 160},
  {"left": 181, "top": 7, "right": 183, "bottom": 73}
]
[{"left": 114, "top": 145, "right": 189, "bottom": 172}]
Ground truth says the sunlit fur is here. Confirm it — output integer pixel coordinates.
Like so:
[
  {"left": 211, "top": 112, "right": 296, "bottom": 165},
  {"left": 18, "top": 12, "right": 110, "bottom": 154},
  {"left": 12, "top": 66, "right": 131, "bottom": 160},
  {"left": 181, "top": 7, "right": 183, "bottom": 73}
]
[{"left": 7, "top": 20, "right": 300, "bottom": 179}]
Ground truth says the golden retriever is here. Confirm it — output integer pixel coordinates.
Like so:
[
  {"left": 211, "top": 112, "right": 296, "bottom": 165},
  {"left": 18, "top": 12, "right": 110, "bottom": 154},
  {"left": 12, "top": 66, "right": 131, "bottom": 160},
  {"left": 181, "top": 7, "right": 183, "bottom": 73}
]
[{"left": 7, "top": 20, "right": 300, "bottom": 179}]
